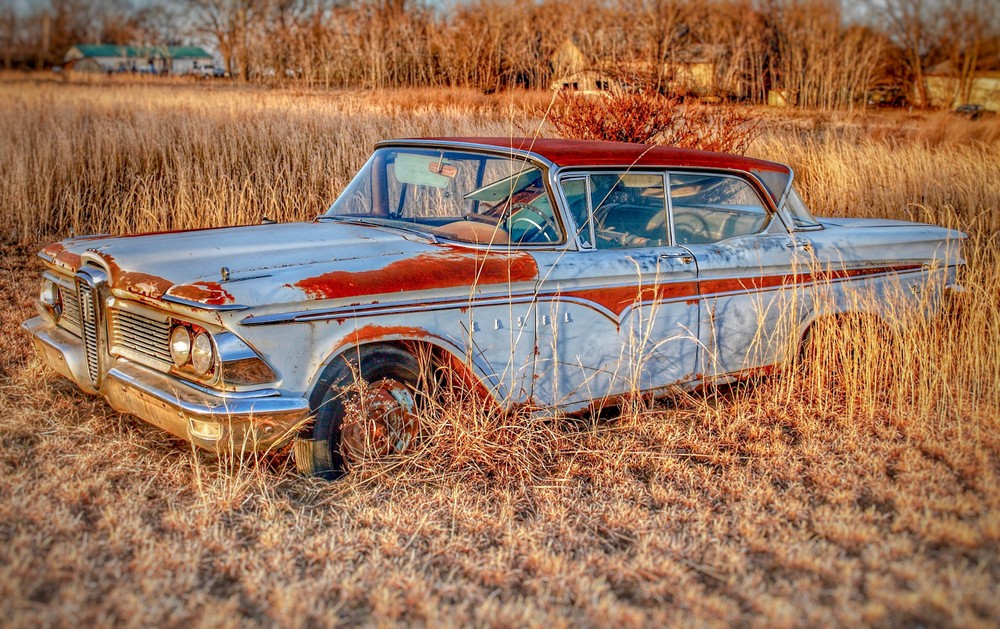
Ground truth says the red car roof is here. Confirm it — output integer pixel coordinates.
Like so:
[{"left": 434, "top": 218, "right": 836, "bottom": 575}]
[{"left": 404, "top": 137, "right": 789, "bottom": 175}]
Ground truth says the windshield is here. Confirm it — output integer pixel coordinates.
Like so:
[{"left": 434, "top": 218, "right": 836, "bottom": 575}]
[{"left": 324, "top": 147, "right": 564, "bottom": 245}]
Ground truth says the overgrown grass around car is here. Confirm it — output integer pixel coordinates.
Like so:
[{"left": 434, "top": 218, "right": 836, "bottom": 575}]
[{"left": 0, "top": 77, "right": 997, "bottom": 626}]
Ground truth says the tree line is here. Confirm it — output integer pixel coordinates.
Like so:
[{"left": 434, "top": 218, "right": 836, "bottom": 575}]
[{"left": 1, "top": 0, "right": 997, "bottom": 109}]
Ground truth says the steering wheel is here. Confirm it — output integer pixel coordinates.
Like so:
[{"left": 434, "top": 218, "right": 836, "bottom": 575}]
[
  {"left": 506, "top": 203, "right": 559, "bottom": 243},
  {"left": 672, "top": 212, "right": 714, "bottom": 245},
  {"left": 594, "top": 228, "right": 657, "bottom": 249}
]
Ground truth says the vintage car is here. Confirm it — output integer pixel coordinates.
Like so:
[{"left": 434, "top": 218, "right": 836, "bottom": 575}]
[{"left": 23, "top": 138, "right": 965, "bottom": 478}]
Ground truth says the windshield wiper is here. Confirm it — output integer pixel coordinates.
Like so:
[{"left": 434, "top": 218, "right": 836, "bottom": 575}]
[{"left": 317, "top": 215, "right": 437, "bottom": 243}]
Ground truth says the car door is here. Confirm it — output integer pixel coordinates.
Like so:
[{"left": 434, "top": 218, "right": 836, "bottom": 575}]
[
  {"left": 529, "top": 172, "right": 701, "bottom": 410},
  {"left": 669, "top": 171, "right": 810, "bottom": 377}
]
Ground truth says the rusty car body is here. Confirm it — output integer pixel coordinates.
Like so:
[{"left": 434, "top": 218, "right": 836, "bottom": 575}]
[{"left": 24, "top": 138, "right": 965, "bottom": 477}]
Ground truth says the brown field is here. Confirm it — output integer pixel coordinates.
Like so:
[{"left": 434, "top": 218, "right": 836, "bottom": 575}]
[{"left": 1, "top": 75, "right": 998, "bottom": 627}]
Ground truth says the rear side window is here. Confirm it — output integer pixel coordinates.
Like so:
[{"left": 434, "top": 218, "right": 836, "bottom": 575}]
[
  {"left": 589, "top": 173, "right": 670, "bottom": 249},
  {"left": 669, "top": 174, "right": 769, "bottom": 245}
]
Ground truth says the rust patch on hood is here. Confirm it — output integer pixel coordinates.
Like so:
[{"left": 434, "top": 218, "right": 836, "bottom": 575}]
[
  {"left": 294, "top": 250, "right": 538, "bottom": 301},
  {"left": 95, "top": 253, "right": 175, "bottom": 300},
  {"left": 41, "top": 242, "right": 83, "bottom": 273},
  {"left": 168, "top": 281, "right": 235, "bottom": 306}
]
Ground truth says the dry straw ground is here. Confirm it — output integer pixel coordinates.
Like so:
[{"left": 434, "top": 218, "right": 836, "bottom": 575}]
[{"left": 0, "top": 75, "right": 998, "bottom": 627}]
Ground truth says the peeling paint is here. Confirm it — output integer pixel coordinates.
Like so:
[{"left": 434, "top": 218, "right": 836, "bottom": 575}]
[
  {"left": 168, "top": 281, "right": 235, "bottom": 306},
  {"left": 40, "top": 242, "right": 83, "bottom": 273},
  {"left": 94, "top": 252, "right": 175, "bottom": 300},
  {"left": 293, "top": 250, "right": 538, "bottom": 301},
  {"left": 335, "top": 324, "right": 434, "bottom": 350}
]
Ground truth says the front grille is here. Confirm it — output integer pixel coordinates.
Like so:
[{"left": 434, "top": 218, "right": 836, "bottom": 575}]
[
  {"left": 110, "top": 309, "right": 172, "bottom": 367},
  {"left": 77, "top": 280, "right": 100, "bottom": 386},
  {"left": 59, "top": 283, "right": 82, "bottom": 336}
]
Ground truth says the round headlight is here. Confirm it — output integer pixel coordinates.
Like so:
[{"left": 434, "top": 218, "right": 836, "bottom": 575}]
[
  {"left": 169, "top": 326, "right": 191, "bottom": 367},
  {"left": 39, "top": 279, "right": 62, "bottom": 319},
  {"left": 191, "top": 332, "right": 215, "bottom": 376}
]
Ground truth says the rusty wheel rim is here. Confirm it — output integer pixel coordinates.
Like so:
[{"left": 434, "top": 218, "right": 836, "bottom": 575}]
[{"left": 340, "top": 378, "right": 419, "bottom": 466}]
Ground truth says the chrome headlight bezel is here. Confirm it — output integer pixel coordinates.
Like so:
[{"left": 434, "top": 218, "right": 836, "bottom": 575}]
[
  {"left": 38, "top": 278, "right": 62, "bottom": 321},
  {"left": 169, "top": 325, "right": 192, "bottom": 367},
  {"left": 164, "top": 317, "right": 276, "bottom": 388},
  {"left": 190, "top": 331, "right": 216, "bottom": 376}
]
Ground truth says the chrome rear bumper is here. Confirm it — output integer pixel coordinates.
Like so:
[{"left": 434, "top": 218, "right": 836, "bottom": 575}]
[{"left": 23, "top": 316, "right": 310, "bottom": 452}]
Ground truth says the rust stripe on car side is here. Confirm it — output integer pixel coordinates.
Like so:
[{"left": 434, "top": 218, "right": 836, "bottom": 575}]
[
  {"left": 562, "top": 282, "right": 700, "bottom": 317},
  {"left": 292, "top": 250, "right": 539, "bottom": 301},
  {"left": 242, "top": 262, "right": 927, "bottom": 327},
  {"left": 698, "top": 264, "right": 924, "bottom": 297},
  {"left": 554, "top": 263, "right": 925, "bottom": 319}
]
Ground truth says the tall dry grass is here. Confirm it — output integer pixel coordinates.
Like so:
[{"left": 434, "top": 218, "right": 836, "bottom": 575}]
[
  {"left": 1, "top": 77, "right": 998, "bottom": 626},
  {"left": 0, "top": 77, "right": 548, "bottom": 242}
]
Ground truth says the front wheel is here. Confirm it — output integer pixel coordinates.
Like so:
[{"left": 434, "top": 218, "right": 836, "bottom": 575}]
[{"left": 295, "top": 345, "right": 425, "bottom": 480}]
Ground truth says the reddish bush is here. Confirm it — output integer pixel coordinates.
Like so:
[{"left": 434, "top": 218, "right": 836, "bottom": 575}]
[{"left": 547, "top": 88, "right": 761, "bottom": 155}]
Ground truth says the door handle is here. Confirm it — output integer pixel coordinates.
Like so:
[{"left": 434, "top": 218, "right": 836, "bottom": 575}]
[
  {"left": 659, "top": 252, "right": 694, "bottom": 264},
  {"left": 785, "top": 240, "right": 813, "bottom": 252}
]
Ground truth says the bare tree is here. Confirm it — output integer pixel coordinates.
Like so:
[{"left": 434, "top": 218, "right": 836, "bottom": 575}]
[
  {"left": 187, "top": 0, "right": 262, "bottom": 80},
  {"left": 874, "top": 0, "right": 942, "bottom": 107},
  {"left": 0, "top": 1, "right": 16, "bottom": 70},
  {"left": 940, "top": 0, "right": 999, "bottom": 105}
]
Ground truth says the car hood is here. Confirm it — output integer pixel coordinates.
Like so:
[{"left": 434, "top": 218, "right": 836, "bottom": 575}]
[{"left": 41, "top": 221, "right": 539, "bottom": 309}]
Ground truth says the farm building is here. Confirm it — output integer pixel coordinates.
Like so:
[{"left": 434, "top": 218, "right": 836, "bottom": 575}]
[
  {"left": 666, "top": 44, "right": 726, "bottom": 96},
  {"left": 63, "top": 45, "right": 214, "bottom": 76},
  {"left": 549, "top": 40, "right": 623, "bottom": 94},
  {"left": 925, "top": 61, "right": 1000, "bottom": 112},
  {"left": 548, "top": 38, "right": 726, "bottom": 96}
]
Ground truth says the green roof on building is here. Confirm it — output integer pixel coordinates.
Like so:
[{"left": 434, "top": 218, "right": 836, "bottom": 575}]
[{"left": 69, "top": 44, "right": 212, "bottom": 60}]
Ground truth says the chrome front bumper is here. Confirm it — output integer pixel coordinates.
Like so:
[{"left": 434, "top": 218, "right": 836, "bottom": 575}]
[{"left": 23, "top": 316, "right": 311, "bottom": 452}]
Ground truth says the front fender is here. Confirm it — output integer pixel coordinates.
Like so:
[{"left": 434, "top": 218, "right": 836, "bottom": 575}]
[{"left": 305, "top": 324, "right": 507, "bottom": 411}]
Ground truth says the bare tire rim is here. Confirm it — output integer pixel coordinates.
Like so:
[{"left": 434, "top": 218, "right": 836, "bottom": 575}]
[{"left": 340, "top": 378, "right": 419, "bottom": 465}]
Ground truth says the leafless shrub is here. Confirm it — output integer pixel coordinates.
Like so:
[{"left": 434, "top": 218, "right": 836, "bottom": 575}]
[{"left": 547, "top": 87, "right": 762, "bottom": 154}]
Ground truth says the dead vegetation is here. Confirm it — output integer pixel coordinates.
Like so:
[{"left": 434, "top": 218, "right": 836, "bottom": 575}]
[
  {"left": 547, "top": 87, "right": 761, "bottom": 153},
  {"left": 0, "top": 79, "right": 998, "bottom": 626}
]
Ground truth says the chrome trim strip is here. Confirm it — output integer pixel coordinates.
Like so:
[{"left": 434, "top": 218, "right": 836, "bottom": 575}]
[
  {"left": 43, "top": 270, "right": 75, "bottom": 289},
  {"left": 161, "top": 294, "right": 249, "bottom": 312},
  {"left": 76, "top": 266, "right": 109, "bottom": 388},
  {"left": 241, "top": 262, "right": 930, "bottom": 327},
  {"left": 241, "top": 293, "right": 540, "bottom": 326},
  {"left": 537, "top": 294, "right": 621, "bottom": 322},
  {"left": 376, "top": 139, "right": 557, "bottom": 170}
]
